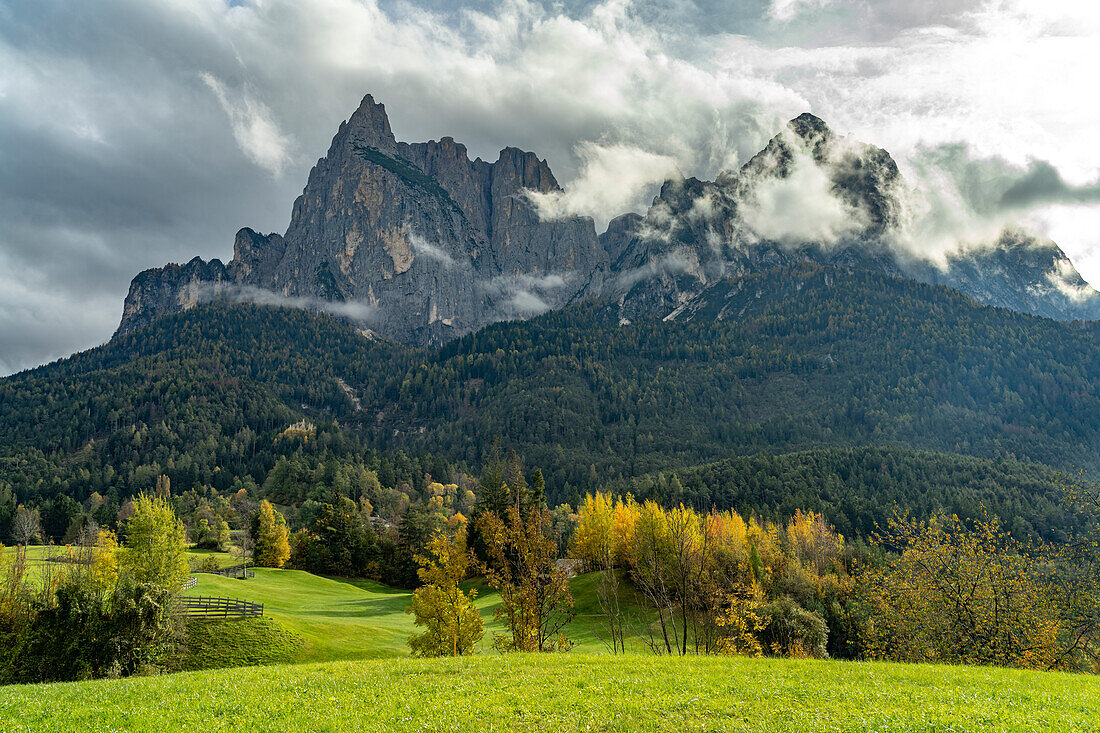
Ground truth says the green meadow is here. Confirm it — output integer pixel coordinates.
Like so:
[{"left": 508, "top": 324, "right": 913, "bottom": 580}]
[
  {"left": 182, "top": 566, "right": 629, "bottom": 662},
  {"left": 4, "top": 553, "right": 1100, "bottom": 731},
  {"left": 1, "top": 653, "right": 1097, "bottom": 732}
]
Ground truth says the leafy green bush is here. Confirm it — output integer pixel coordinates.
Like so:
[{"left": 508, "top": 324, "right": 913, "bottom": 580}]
[
  {"left": 760, "top": 596, "right": 829, "bottom": 659},
  {"left": 0, "top": 579, "right": 178, "bottom": 684}
]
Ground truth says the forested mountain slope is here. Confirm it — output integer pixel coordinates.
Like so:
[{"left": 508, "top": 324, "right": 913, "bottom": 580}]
[
  {"left": 368, "top": 263, "right": 1100, "bottom": 491},
  {"left": 3, "top": 261, "right": 1098, "bottom": 541},
  {"left": 0, "top": 306, "right": 443, "bottom": 539}
]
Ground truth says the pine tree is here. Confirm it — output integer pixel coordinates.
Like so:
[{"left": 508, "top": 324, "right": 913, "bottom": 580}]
[
  {"left": 476, "top": 451, "right": 508, "bottom": 516},
  {"left": 529, "top": 469, "right": 546, "bottom": 511}
]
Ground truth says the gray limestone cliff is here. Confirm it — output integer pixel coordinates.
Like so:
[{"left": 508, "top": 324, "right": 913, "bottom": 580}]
[
  {"left": 118, "top": 98, "right": 1100, "bottom": 343},
  {"left": 117, "top": 94, "right": 608, "bottom": 345}
]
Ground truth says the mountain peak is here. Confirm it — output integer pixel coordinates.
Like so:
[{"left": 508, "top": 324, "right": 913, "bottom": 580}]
[
  {"left": 788, "top": 112, "right": 831, "bottom": 140},
  {"left": 343, "top": 93, "right": 397, "bottom": 149},
  {"left": 787, "top": 112, "right": 833, "bottom": 162}
]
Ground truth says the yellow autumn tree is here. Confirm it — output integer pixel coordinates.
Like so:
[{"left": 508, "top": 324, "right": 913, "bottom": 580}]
[
  {"left": 405, "top": 523, "right": 483, "bottom": 657},
  {"left": 569, "top": 493, "right": 615, "bottom": 569},
  {"left": 90, "top": 529, "right": 120, "bottom": 593},
  {"left": 861, "top": 512, "right": 1062, "bottom": 669},
  {"left": 119, "top": 493, "right": 190, "bottom": 592},
  {"left": 252, "top": 500, "right": 291, "bottom": 568}
]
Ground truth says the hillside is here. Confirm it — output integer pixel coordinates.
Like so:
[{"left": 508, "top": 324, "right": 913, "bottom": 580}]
[
  {"left": 617, "top": 446, "right": 1079, "bottom": 542},
  {"left": 3, "top": 262, "right": 1100, "bottom": 541},
  {"left": 2, "top": 653, "right": 1096, "bottom": 732},
  {"left": 172, "top": 567, "right": 636, "bottom": 664},
  {"left": 370, "top": 264, "right": 1100, "bottom": 493}
]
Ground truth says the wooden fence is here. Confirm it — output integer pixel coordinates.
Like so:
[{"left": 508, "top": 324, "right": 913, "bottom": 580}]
[
  {"left": 193, "top": 563, "right": 254, "bottom": 579},
  {"left": 176, "top": 595, "right": 263, "bottom": 619},
  {"left": 182, "top": 576, "right": 197, "bottom": 590}
]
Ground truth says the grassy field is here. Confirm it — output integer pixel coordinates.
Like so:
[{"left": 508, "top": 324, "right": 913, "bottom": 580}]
[
  {"left": 3, "top": 544, "right": 633, "bottom": 662},
  {"left": 1, "top": 544, "right": 240, "bottom": 582},
  {"left": 1, "top": 653, "right": 1097, "bottom": 732},
  {"left": 4, "top": 553, "right": 1100, "bottom": 730},
  {"left": 185, "top": 567, "right": 630, "bottom": 662}
]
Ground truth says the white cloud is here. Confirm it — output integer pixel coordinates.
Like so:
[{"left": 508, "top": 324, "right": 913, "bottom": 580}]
[
  {"left": 739, "top": 132, "right": 866, "bottom": 246},
  {"left": 5, "top": 0, "right": 1100, "bottom": 372},
  {"left": 527, "top": 142, "right": 679, "bottom": 227},
  {"left": 482, "top": 270, "right": 570, "bottom": 318},
  {"left": 769, "top": 0, "right": 839, "bottom": 22},
  {"left": 201, "top": 73, "right": 293, "bottom": 176},
  {"left": 197, "top": 282, "right": 377, "bottom": 322},
  {"left": 409, "top": 232, "right": 457, "bottom": 268},
  {"left": 613, "top": 252, "right": 695, "bottom": 290},
  {"left": 1045, "top": 257, "right": 1094, "bottom": 302},
  {"left": 507, "top": 290, "right": 552, "bottom": 316}
]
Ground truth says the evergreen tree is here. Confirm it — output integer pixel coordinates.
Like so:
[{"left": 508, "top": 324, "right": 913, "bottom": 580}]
[{"left": 529, "top": 469, "right": 546, "bottom": 511}]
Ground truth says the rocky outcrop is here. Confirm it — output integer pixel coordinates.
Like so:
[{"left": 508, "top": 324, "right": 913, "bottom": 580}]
[
  {"left": 118, "top": 98, "right": 1100, "bottom": 343},
  {"left": 117, "top": 94, "right": 608, "bottom": 345},
  {"left": 119, "top": 257, "right": 230, "bottom": 335}
]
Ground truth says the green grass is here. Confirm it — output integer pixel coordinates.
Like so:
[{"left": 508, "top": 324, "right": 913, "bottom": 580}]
[
  {"left": 1, "top": 545, "right": 241, "bottom": 583},
  {"left": 184, "top": 568, "right": 631, "bottom": 663},
  {"left": 4, "top": 562, "right": 1099, "bottom": 730},
  {"left": 174, "top": 618, "right": 302, "bottom": 671},
  {"left": 4, "top": 546, "right": 636, "bottom": 662},
  {"left": 2, "top": 653, "right": 1097, "bottom": 732}
]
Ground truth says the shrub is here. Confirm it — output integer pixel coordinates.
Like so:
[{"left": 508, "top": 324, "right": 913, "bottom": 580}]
[{"left": 760, "top": 596, "right": 829, "bottom": 659}]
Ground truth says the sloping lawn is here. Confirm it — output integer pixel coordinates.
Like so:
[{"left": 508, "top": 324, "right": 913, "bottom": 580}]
[{"left": 1, "top": 653, "right": 1096, "bottom": 732}]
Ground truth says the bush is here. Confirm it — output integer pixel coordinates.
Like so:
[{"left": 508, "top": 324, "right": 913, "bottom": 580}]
[
  {"left": 760, "top": 596, "right": 828, "bottom": 659},
  {"left": 0, "top": 578, "right": 178, "bottom": 684}
]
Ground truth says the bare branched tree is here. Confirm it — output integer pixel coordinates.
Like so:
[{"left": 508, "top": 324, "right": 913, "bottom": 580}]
[{"left": 12, "top": 506, "right": 40, "bottom": 546}]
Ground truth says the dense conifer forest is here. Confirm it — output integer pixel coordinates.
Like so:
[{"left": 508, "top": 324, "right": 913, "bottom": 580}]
[{"left": 2, "top": 264, "right": 1098, "bottom": 543}]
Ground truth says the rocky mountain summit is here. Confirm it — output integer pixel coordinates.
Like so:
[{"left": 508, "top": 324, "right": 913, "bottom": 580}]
[
  {"left": 118, "top": 95, "right": 1100, "bottom": 343},
  {"left": 118, "top": 94, "right": 608, "bottom": 345},
  {"left": 602, "top": 113, "right": 1100, "bottom": 324}
]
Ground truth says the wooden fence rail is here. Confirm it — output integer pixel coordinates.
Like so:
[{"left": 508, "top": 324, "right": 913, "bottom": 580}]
[
  {"left": 176, "top": 595, "right": 263, "bottom": 619},
  {"left": 193, "top": 564, "right": 254, "bottom": 579}
]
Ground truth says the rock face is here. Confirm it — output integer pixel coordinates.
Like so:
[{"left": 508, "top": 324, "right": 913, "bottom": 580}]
[
  {"left": 604, "top": 114, "right": 1100, "bottom": 324},
  {"left": 118, "top": 96, "right": 1100, "bottom": 342},
  {"left": 118, "top": 95, "right": 608, "bottom": 345}
]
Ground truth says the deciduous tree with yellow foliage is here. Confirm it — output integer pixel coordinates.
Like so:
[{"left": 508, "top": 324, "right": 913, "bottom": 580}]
[
  {"left": 251, "top": 500, "right": 291, "bottom": 568},
  {"left": 405, "top": 523, "right": 483, "bottom": 657},
  {"left": 119, "top": 494, "right": 190, "bottom": 593},
  {"left": 860, "top": 512, "right": 1062, "bottom": 670}
]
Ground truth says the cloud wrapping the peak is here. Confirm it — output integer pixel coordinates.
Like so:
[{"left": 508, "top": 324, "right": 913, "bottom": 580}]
[
  {"left": 3, "top": 0, "right": 1100, "bottom": 373},
  {"left": 739, "top": 132, "right": 867, "bottom": 246},
  {"left": 527, "top": 142, "right": 680, "bottom": 226},
  {"left": 197, "top": 282, "right": 378, "bottom": 322}
]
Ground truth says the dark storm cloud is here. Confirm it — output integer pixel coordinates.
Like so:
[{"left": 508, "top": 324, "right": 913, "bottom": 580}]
[
  {"left": 999, "top": 162, "right": 1100, "bottom": 210},
  {"left": 1, "top": 0, "right": 1099, "bottom": 375}
]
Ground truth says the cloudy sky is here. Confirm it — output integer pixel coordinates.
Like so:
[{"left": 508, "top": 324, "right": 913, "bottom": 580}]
[{"left": 2, "top": 0, "right": 1100, "bottom": 374}]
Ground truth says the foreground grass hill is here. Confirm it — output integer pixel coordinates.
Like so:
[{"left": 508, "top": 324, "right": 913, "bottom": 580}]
[
  {"left": 176, "top": 567, "right": 634, "bottom": 666},
  {"left": 2, "top": 653, "right": 1097, "bottom": 732}
]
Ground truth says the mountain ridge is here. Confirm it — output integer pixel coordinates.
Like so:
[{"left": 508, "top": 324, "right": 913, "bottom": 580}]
[{"left": 116, "top": 93, "right": 1100, "bottom": 344}]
